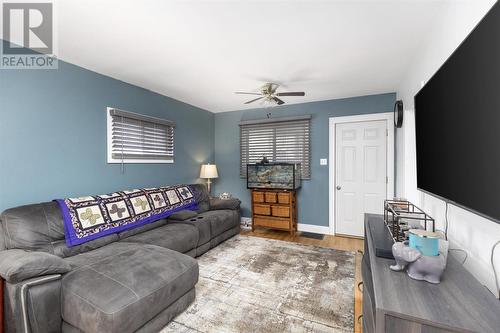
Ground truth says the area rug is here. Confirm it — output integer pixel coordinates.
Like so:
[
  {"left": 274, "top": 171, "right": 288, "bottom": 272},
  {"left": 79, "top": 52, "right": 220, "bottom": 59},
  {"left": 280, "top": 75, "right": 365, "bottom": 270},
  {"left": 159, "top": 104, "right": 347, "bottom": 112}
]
[{"left": 161, "top": 235, "right": 355, "bottom": 333}]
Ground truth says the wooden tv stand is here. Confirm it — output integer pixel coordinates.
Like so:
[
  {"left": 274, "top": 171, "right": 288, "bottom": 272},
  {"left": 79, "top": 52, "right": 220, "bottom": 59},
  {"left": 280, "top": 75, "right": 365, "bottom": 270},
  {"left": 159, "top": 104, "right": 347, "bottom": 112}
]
[
  {"left": 362, "top": 214, "right": 500, "bottom": 332},
  {"left": 251, "top": 189, "right": 297, "bottom": 236}
]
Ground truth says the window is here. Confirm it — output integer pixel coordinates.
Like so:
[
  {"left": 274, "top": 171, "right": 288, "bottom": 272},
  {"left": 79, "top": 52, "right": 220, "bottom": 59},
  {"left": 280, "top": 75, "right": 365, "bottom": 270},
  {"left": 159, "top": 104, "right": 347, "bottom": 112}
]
[
  {"left": 240, "top": 115, "right": 311, "bottom": 178},
  {"left": 107, "top": 108, "right": 175, "bottom": 163}
]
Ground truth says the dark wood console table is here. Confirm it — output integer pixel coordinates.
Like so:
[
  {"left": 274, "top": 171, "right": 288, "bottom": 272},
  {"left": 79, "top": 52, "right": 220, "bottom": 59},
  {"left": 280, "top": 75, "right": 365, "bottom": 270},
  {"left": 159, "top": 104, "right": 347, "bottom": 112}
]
[{"left": 362, "top": 214, "right": 500, "bottom": 333}]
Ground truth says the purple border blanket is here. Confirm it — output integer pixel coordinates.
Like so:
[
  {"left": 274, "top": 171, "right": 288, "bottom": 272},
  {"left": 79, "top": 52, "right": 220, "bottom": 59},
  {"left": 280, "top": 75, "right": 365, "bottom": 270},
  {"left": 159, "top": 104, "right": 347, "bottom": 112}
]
[{"left": 55, "top": 184, "right": 198, "bottom": 247}]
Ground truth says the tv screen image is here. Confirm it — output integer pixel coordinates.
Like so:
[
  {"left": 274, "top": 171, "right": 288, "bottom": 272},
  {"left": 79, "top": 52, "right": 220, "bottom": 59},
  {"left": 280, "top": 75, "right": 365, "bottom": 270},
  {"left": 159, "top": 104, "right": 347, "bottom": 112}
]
[{"left": 415, "top": 2, "right": 500, "bottom": 223}]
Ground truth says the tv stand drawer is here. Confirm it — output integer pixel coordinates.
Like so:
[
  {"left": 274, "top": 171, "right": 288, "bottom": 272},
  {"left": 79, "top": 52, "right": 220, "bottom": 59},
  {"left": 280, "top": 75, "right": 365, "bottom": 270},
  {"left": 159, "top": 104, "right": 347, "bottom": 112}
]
[
  {"left": 271, "top": 205, "right": 290, "bottom": 217},
  {"left": 264, "top": 192, "right": 277, "bottom": 203},
  {"left": 251, "top": 189, "right": 297, "bottom": 235},
  {"left": 253, "top": 217, "right": 290, "bottom": 230},
  {"left": 254, "top": 204, "right": 271, "bottom": 215}
]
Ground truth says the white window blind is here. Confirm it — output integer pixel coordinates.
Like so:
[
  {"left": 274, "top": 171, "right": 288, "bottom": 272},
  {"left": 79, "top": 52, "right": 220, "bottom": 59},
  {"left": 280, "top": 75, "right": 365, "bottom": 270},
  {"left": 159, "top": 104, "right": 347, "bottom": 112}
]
[
  {"left": 107, "top": 108, "right": 175, "bottom": 163},
  {"left": 240, "top": 115, "right": 311, "bottom": 179}
]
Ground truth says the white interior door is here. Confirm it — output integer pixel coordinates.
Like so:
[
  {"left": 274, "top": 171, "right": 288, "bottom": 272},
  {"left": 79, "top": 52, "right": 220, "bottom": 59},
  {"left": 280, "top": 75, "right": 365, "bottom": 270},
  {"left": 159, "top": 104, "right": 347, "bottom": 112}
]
[{"left": 335, "top": 120, "right": 387, "bottom": 237}]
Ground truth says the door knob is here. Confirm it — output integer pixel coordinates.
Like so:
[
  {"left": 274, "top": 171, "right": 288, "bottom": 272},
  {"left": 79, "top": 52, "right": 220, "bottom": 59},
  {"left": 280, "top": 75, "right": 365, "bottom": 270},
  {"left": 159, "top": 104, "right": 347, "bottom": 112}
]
[{"left": 336, "top": 185, "right": 342, "bottom": 190}]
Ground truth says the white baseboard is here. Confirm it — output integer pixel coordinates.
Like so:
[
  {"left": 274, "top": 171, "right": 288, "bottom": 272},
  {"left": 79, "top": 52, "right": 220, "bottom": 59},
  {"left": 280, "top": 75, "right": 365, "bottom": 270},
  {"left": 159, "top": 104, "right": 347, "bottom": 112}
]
[
  {"left": 240, "top": 218, "right": 332, "bottom": 235},
  {"left": 297, "top": 223, "right": 332, "bottom": 235},
  {"left": 240, "top": 217, "right": 252, "bottom": 229}
]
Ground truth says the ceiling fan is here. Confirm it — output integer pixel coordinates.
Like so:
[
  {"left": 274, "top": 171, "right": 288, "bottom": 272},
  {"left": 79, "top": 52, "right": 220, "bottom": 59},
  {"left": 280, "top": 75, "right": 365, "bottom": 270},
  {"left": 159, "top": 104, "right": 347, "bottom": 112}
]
[{"left": 235, "top": 83, "right": 305, "bottom": 105}]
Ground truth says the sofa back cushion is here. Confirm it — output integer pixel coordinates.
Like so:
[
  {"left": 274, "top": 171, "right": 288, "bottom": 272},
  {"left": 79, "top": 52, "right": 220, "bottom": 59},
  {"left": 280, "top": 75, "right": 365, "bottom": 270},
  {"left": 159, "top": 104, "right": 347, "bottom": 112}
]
[
  {"left": 0, "top": 201, "right": 118, "bottom": 257},
  {"left": 0, "top": 202, "right": 65, "bottom": 253},
  {"left": 0, "top": 183, "right": 207, "bottom": 255},
  {"left": 191, "top": 184, "right": 210, "bottom": 213}
]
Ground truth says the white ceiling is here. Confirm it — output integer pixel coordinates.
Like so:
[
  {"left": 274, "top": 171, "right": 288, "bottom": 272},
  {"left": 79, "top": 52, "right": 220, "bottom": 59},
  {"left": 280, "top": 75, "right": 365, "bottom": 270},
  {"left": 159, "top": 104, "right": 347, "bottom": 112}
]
[{"left": 53, "top": 1, "right": 451, "bottom": 112}]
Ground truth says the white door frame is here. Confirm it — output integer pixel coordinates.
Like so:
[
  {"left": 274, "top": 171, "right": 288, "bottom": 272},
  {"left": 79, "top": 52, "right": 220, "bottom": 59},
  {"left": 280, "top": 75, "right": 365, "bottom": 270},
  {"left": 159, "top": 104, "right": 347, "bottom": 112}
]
[{"left": 328, "top": 112, "right": 395, "bottom": 236}]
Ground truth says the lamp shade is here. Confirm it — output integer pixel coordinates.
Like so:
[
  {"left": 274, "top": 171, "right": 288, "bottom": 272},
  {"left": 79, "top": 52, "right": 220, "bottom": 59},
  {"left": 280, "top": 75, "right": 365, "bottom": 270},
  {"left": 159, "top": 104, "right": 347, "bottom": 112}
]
[{"left": 200, "top": 164, "right": 218, "bottom": 179}]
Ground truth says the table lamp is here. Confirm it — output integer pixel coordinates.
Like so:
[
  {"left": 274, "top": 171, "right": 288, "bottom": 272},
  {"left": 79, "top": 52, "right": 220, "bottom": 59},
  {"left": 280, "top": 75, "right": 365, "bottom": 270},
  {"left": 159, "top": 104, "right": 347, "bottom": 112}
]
[{"left": 200, "top": 163, "right": 218, "bottom": 193}]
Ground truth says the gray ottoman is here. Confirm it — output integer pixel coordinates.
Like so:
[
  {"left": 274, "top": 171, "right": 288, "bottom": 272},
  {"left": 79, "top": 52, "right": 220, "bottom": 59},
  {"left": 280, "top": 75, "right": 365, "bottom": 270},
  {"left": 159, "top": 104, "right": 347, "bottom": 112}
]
[{"left": 61, "top": 244, "right": 198, "bottom": 333}]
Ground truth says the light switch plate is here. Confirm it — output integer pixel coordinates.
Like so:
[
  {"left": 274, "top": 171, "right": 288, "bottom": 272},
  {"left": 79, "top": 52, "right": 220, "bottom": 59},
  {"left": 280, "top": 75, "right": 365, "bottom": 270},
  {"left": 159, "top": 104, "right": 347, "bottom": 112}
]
[{"left": 320, "top": 158, "right": 328, "bottom": 166}]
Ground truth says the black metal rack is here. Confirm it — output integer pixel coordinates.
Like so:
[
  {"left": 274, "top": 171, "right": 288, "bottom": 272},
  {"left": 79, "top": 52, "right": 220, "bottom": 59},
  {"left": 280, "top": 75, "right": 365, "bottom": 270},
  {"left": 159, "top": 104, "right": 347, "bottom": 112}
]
[{"left": 384, "top": 199, "right": 435, "bottom": 242}]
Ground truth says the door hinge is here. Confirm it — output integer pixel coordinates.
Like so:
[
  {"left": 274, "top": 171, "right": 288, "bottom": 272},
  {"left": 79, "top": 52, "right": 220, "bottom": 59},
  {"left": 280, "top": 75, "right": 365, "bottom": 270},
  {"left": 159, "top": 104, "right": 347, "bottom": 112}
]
[
  {"left": 386, "top": 129, "right": 388, "bottom": 137},
  {"left": 386, "top": 176, "right": 388, "bottom": 184}
]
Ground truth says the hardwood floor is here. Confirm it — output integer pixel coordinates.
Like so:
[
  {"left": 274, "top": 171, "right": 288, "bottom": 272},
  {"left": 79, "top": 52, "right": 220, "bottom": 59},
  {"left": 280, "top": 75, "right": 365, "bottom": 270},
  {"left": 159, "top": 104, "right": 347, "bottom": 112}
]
[{"left": 241, "top": 228, "right": 364, "bottom": 333}]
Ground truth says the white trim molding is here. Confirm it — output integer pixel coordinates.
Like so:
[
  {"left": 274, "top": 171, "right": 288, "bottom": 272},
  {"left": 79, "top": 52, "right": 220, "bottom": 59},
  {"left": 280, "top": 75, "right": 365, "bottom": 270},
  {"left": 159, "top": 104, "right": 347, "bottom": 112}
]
[
  {"left": 241, "top": 218, "right": 333, "bottom": 235},
  {"left": 240, "top": 217, "right": 252, "bottom": 229},
  {"left": 297, "top": 223, "right": 333, "bottom": 235},
  {"left": 328, "top": 112, "right": 395, "bottom": 236}
]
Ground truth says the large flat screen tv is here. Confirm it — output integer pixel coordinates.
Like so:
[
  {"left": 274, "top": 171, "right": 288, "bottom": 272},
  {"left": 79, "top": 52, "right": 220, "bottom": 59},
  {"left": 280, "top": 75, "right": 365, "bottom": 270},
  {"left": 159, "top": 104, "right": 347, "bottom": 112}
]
[{"left": 415, "top": 2, "right": 500, "bottom": 223}]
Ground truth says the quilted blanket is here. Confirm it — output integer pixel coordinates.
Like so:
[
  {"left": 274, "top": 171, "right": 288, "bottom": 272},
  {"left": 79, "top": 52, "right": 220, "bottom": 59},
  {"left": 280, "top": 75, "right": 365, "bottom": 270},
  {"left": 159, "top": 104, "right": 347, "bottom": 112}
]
[{"left": 55, "top": 184, "right": 198, "bottom": 247}]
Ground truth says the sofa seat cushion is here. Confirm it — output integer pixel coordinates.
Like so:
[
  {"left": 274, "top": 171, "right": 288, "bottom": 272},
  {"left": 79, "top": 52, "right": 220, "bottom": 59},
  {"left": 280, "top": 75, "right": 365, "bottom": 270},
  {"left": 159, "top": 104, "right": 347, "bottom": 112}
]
[
  {"left": 167, "top": 210, "right": 198, "bottom": 221},
  {"left": 168, "top": 217, "right": 211, "bottom": 246},
  {"left": 117, "top": 218, "right": 168, "bottom": 240},
  {"left": 63, "top": 242, "right": 143, "bottom": 268},
  {"left": 61, "top": 244, "right": 198, "bottom": 333},
  {"left": 198, "top": 210, "right": 240, "bottom": 238},
  {"left": 120, "top": 223, "right": 199, "bottom": 254}
]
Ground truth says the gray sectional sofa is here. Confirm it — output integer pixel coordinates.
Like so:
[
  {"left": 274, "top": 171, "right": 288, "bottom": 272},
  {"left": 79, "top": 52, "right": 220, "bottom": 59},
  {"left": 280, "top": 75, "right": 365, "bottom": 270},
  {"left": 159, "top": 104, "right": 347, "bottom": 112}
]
[{"left": 0, "top": 184, "right": 241, "bottom": 333}]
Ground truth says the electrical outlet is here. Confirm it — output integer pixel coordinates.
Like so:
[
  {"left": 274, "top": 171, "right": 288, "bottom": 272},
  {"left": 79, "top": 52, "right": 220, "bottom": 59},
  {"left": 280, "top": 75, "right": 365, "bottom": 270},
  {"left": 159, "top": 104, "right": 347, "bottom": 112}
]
[{"left": 320, "top": 158, "right": 328, "bottom": 166}]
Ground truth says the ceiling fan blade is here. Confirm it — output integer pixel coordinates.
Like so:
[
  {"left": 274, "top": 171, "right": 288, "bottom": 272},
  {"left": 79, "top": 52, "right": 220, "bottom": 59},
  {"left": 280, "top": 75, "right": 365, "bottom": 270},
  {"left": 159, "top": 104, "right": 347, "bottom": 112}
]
[
  {"left": 276, "top": 92, "right": 305, "bottom": 96},
  {"left": 235, "top": 92, "right": 262, "bottom": 95},
  {"left": 245, "top": 97, "right": 265, "bottom": 104},
  {"left": 270, "top": 83, "right": 280, "bottom": 94},
  {"left": 272, "top": 97, "right": 285, "bottom": 105}
]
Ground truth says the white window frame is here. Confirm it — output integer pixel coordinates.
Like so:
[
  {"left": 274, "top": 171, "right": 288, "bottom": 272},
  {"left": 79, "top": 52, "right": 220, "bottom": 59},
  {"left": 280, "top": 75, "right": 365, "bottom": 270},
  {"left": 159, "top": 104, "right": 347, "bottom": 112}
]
[{"left": 106, "top": 107, "right": 174, "bottom": 164}]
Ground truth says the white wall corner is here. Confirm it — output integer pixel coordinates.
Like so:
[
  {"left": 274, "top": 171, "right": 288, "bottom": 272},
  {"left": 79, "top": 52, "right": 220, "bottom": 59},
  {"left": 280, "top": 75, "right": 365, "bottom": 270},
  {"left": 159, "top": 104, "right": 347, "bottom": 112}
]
[
  {"left": 395, "top": 0, "right": 499, "bottom": 296},
  {"left": 395, "top": 114, "right": 405, "bottom": 197}
]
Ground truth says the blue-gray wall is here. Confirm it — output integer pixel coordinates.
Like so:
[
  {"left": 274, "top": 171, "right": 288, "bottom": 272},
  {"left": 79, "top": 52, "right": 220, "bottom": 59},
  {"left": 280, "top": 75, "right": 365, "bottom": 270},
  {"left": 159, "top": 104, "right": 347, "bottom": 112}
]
[
  {"left": 0, "top": 51, "right": 214, "bottom": 211},
  {"left": 213, "top": 93, "right": 396, "bottom": 227},
  {"left": 0, "top": 39, "right": 394, "bottom": 227}
]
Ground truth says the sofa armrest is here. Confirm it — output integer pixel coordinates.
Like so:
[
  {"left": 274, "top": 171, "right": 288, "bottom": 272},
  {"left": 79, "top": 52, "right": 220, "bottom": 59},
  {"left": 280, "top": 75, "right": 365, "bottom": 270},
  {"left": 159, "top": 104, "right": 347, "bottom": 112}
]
[
  {"left": 5, "top": 274, "right": 63, "bottom": 333},
  {"left": 209, "top": 198, "right": 241, "bottom": 211},
  {"left": 0, "top": 249, "right": 71, "bottom": 283}
]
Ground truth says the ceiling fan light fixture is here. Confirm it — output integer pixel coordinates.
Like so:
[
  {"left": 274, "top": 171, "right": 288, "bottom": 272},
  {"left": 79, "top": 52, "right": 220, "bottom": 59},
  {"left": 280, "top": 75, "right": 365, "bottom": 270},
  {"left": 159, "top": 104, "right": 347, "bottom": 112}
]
[{"left": 235, "top": 82, "right": 305, "bottom": 106}]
